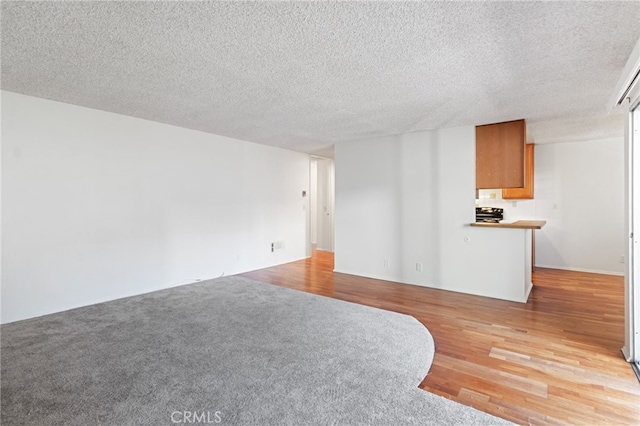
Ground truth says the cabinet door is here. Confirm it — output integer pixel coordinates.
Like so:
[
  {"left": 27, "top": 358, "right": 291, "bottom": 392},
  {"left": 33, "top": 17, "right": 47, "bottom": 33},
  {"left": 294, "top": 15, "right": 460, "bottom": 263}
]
[
  {"left": 476, "top": 119, "right": 525, "bottom": 189},
  {"left": 503, "top": 144, "right": 534, "bottom": 199}
]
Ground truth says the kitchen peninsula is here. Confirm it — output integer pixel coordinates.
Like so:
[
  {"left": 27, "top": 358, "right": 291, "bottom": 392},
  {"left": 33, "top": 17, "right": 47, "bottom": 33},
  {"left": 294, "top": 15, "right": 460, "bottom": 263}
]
[{"left": 469, "top": 220, "right": 546, "bottom": 303}]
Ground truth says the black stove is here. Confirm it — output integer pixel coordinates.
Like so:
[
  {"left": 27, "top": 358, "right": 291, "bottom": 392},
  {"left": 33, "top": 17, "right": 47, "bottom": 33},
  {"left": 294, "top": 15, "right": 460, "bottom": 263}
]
[{"left": 476, "top": 207, "right": 504, "bottom": 223}]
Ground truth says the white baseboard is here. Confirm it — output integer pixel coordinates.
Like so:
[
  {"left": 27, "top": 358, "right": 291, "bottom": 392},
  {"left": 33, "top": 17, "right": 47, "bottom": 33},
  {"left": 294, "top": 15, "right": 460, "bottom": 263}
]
[
  {"left": 534, "top": 264, "right": 624, "bottom": 277},
  {"left": 622, "top": 346, "right": 633, "bottom": 362},
  {"left": 524, "top": 281, "right": 533, "bottom": 301}
]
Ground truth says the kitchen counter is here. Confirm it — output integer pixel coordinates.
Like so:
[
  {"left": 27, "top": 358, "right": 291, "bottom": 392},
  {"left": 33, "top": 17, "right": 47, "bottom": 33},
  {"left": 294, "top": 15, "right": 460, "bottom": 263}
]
[{"left": 470, "top": 220, "right": 546, "bottom": 229}]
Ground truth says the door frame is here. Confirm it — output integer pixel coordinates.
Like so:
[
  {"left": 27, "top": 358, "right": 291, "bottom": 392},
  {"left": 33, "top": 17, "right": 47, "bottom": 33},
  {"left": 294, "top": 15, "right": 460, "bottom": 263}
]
[{"left": 624, "top": 90, "right": 640, "bottom": 380}]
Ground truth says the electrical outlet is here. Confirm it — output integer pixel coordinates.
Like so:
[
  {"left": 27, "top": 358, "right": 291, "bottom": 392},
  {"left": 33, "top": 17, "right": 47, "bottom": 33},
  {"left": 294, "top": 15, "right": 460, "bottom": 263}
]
[
  {"left": 620, "top": 255, "right": 625, "bottom": 264},
  {"left": 490, "top": 192, "right": 497, "bottom": 199},
  {"left": 416, "top": 263, "right": 423, "bottom": 272},
  {"left": 384, "top": 259, "right": 390, "bottom": 268}
]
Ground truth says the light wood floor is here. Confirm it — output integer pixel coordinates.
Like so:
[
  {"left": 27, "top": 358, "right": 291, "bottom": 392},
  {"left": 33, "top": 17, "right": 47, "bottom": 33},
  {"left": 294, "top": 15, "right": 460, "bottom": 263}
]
[{"left": 240, "top": 251, "right": 640, "bottom": 425}]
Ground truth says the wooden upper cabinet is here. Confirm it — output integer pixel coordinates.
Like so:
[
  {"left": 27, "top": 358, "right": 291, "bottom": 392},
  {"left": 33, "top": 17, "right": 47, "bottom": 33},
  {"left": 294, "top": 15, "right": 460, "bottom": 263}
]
[
  {"left": 476, "top": 119, "right": 525, "bottom": 189},
  {"left": 502, "top": 144, "right": 534, "bottom": 199}
]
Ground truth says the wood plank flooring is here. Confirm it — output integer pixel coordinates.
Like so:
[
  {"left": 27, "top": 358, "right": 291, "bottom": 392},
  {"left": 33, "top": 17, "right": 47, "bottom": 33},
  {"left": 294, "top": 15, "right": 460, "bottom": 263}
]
[{"left": 240, "top": 251, "right": 640, "bottom": 425}]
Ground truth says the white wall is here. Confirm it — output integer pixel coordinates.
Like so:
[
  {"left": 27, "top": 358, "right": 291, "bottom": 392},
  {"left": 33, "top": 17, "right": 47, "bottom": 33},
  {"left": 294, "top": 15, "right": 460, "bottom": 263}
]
[
  {"left": 335, "top": 127, "right": 533, "bottom": 302},
  {"left": 477, "top": 137, "right": 625, "bottom": 275},
  {"left": 1, "top": 91, "right": 310, "bottom": 323},
  {"left": 535, "top": 138, "right": 625, "bottom": 274}
]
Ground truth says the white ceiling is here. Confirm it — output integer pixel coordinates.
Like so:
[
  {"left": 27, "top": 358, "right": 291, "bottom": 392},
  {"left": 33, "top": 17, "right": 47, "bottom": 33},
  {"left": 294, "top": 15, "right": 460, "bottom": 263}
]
[{"left": 2, "top": 2, "right": 639, "bottom": 157}]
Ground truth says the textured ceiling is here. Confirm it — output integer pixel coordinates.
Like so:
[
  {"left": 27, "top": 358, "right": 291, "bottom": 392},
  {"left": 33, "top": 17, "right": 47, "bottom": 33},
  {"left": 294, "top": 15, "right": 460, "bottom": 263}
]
[{"left": 2, "top": 2, "right": 639, "bottom": 157}]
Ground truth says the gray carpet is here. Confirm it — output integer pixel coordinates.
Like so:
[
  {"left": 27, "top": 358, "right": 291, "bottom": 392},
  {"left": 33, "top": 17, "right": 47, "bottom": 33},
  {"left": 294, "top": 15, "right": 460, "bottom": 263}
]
[{"left": 1, "top": 276, "right": 511, "bottom": 425}]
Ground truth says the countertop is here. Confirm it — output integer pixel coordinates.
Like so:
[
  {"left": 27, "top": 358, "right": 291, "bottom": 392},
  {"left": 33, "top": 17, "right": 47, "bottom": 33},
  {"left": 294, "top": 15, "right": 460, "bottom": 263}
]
[{"left": 470, "top": 220, "right": 546, "bottom": 229}]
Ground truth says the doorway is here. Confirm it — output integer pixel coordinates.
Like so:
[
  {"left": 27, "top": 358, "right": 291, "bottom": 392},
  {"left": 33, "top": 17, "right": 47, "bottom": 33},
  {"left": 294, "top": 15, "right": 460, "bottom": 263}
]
[{"left": 309, "top": 157, "right": 335, "bottom": 253}]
